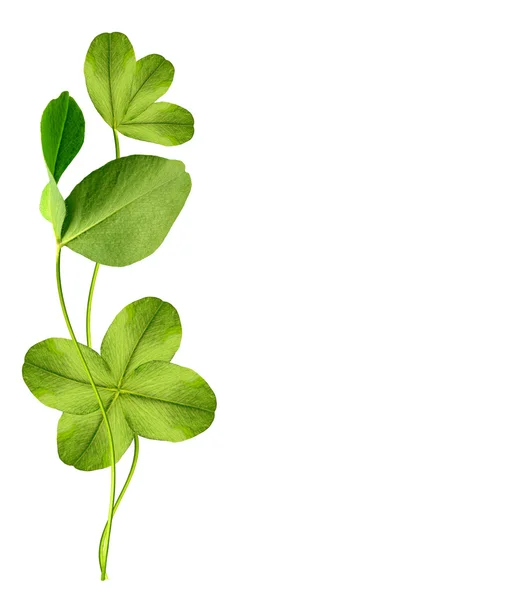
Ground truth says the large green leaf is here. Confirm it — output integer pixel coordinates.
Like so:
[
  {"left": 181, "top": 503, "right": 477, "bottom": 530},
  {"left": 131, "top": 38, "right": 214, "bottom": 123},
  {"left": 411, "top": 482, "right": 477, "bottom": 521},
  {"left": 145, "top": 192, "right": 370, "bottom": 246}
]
[
  {"left": 121, "top": 362, "right": 216, "bottom": 442},
  {"left": 41, "top": 91, "right": 85, "bottom": 182},
  {"left": 101, "top": 297, "right": 182, "bottom": 383},
  {"left": 84, "top": 32, "right": 136, "bottom": 127},
  {"left": 119, "top": 102, "right": 194, "bottom": 146},
  {"left": 57, "top": 395, "right": 134, "bottom": 471},
  {"left": 22, "top": 338, "right": 114, "bottom": 415},
  {"left": 60, "top": 155, "right": 191, "bottom": 266},
  {"left": 125, "top": 54, "right": 174, "bottom": 121}
]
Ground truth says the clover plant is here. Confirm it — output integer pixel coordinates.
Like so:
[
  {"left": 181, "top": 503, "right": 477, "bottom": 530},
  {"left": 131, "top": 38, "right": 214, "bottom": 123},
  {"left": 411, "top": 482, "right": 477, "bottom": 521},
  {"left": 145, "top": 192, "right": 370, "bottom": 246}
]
[{"left": 22, "top": 32, "right": 216, "bottom": 580}]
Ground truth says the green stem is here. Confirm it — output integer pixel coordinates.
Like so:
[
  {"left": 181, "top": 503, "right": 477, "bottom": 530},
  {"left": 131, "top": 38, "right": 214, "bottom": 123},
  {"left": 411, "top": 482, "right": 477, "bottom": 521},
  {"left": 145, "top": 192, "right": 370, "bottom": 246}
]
[
  {"left": 113, "top": 128, "right": 120, "bottom": 159},
  {"left": 98, "top": 435, "right": 140, "bottom": 570},
  {"left": 86, "top": 263, "right": 100, "bottom": 347},
  {"left": 93, "top": 126, "right": 139, "bottom": 578},
  {"left": 56, "top": 246, "right": 116, "bottom": 581},
  {"left": 87, "top": 127, "right": 118, "bottom": 347}
]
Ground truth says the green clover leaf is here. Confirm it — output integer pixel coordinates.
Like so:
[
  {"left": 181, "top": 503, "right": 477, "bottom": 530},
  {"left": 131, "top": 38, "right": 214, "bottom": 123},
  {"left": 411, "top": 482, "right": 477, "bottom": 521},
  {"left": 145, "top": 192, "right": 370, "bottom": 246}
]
[
  {"left": 85, "top": 32, "right": 194, "bottom": 146},
  {"left": 22, "top": 297, "right": 216, "bottom": 471}
]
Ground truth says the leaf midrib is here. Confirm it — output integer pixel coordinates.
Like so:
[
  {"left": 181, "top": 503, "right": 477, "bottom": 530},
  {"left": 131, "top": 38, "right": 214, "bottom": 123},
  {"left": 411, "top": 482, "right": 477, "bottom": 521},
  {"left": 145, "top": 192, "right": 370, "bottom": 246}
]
[
  {"left": 73, "top": 391, "right": 120, "bottom": 466},
  {"left": 108, "top": 33, "right": 116, "bottom": 127},
  {"left": 120, "top": 120, "right": 189, "bottom": 126},
  {"left": 124, "top": 58, "right": 165, "bottom": 119},
  {"left": 115, "top": 301, "right": 164, "bottom": 386},
  {"left": 120, "top": 390, "right": 214, "bottom": 413},
  {"left": 25, "top": 361, "right": 113, "bottom": 391},
  {"left": 52, "top": 93, "right": 70, "bottom": 179}
]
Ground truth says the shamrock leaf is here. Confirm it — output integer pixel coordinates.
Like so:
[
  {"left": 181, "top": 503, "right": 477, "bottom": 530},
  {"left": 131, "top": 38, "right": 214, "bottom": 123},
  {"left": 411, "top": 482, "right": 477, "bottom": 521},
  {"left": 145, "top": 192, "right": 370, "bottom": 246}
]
[
  {"left": 60, "top": 155, "right": 191, "bottom": 266},
  {"left": 40, "top": 92, "right": 85, "bottom": 240},
  {"left": 22, "top": 298, "right": 216, "bottom": 471},
  {"left": 85, "top": 32, "right": 194, "bottom": 146}
]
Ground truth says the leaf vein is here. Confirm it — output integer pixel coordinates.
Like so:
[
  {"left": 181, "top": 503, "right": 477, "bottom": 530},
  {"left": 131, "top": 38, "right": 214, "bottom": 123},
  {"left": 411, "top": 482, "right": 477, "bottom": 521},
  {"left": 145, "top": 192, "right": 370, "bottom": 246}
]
[
  {"left": 124, "top": 59, "right": 165, "bottom": 117},
  {"left": 72, "top": 392, "right": 119, "bottom": 467},
  {"left": 25, "top": 361, "right": 112, "bottom": 390},
  {"left": 120, "top": 390, "right": 214, "bottom": 413},
  {"left": 117, "top": 302, "right": 164, "bottom": 385}
]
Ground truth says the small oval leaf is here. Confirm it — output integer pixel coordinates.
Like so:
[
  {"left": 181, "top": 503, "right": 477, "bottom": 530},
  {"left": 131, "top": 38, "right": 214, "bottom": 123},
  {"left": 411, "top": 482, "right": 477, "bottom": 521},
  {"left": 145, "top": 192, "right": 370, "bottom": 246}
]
[{"left": 41, "top": 91, "right": 85, "bottom": 182}]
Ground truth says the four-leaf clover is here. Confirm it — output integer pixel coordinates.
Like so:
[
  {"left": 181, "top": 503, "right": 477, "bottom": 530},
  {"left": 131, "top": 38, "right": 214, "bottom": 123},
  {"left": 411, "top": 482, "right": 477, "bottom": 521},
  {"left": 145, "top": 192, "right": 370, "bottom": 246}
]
[{"left": 23, "top": 297, "right": 216, "bottom": 471}]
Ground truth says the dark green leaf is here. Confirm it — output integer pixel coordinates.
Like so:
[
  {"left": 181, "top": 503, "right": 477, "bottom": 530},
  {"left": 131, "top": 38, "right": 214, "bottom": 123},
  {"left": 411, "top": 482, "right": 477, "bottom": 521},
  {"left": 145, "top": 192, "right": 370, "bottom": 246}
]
[
  {"left": 101, "top": 297, "right": 182, "bottom": 383},
  {"left": 61, "top": 155, "right": 191, "bottom": 266},
  {"left": 41, "top": 91, "right": 85, "bottom": 182},
  {"left": 39, "top": 92, "right": 84, "bottom": 239}
]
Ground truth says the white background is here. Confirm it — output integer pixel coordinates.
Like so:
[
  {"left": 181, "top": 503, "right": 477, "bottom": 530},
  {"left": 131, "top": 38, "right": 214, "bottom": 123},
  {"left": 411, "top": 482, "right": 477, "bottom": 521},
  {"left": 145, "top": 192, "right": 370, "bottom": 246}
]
[{"left": 0, "top": 0, "right": 521, "bottom": 598}]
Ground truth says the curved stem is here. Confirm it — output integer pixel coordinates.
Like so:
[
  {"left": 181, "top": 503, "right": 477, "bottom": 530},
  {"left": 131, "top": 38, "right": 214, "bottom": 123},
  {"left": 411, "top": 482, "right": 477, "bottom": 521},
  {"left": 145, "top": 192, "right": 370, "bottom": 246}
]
[
  {"left": 94, "top": 126, "right": 139, "bottom": 578},
  {"left": 56, "top": 246, "right": 116, "bottom": 581},
  {"left": 98, "top": 435, "right": 139, "bottom": 570},
  {"left": 87, "top": 128, "right": 119, "bottom": 347},
  {"left": 86, "top": 263, "right": 100, "bottom": 347}
]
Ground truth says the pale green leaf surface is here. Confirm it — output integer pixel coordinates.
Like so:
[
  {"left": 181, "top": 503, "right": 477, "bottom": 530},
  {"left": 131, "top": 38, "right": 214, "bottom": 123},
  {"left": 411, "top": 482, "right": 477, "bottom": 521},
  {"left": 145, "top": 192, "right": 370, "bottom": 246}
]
[
  {"left": 121, "top": 361, "right": 216, "bottom": 442},
  {"left": 41, "top": 91, "right": 85, "bottom": 182},
  {"left": 119, "top": 102, "right": 194, "bottom": 146},
  {"left": 39, "top": 183, "right": 52, "bottom": 222},
  {"left": 84, "top": 32, "right": 136, "bottom": 127},
  {"left": 101, "top": 297, "right": 182, "bottom": 383},
  {"left": 61, "top": 155, "right": 191, "bottom": 266},
  {"left": 125, "top": 54, "right": 174, "bottom": 121},
  {"left": 22, "top": 338, "right": 114, "bottom": 414},
  {"left": 41, "top": 173, "right": 66, "bottom": 239},
  {"left": 57, "top": 396, "right": 134, "bottom": 471}
]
